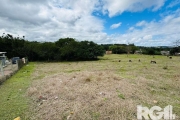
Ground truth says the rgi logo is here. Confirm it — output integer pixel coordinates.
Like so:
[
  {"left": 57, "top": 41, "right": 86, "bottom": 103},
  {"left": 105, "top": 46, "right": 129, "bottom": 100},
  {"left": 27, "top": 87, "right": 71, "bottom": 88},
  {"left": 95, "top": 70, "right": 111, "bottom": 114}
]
[{"left": 137, "top": 105, "right": 176, "bottom": 120}]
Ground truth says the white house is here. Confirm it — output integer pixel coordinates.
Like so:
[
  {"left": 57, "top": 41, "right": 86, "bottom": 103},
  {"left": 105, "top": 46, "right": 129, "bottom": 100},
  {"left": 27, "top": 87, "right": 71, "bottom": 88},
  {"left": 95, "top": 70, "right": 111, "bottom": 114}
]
[
  {"left": 160, "top": 51, "right": 170, "bottom": 56},
  {"left": 134, "top": 49, "right": 142, "bottom": 54},
  {"left": 175, "top": 53, "right": 180, "bottom": 56}
]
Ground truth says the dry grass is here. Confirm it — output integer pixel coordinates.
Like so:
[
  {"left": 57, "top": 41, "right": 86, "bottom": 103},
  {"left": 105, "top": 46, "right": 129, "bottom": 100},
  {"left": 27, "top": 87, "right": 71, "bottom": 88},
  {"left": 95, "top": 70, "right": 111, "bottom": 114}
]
[{"left": 27, "top": 54, "right": 180, "bottom": 120}]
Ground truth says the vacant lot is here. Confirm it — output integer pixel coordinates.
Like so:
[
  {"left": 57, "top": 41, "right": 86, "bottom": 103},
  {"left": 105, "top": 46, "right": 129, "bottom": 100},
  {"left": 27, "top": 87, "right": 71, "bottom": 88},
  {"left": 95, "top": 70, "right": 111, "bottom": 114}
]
[
  {"left": 26, "top": 54, "right": 180, "bottom": 120},
  {"left": 0, "top": 54, "right": 179, "bottom": 120}
]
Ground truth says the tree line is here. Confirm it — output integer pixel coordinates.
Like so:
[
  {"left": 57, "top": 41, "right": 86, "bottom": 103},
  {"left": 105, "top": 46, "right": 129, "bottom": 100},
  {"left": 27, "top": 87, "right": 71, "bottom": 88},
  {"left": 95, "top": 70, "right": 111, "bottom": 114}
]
[
  {"left": 0, "top": 33, "right": 180, "bottom": 61},
  {"left": 0, "top": 34, "right": 104, "bottom": 61},
  {"left": 101, "top": 44, "right": 180, "bottom": 55}
]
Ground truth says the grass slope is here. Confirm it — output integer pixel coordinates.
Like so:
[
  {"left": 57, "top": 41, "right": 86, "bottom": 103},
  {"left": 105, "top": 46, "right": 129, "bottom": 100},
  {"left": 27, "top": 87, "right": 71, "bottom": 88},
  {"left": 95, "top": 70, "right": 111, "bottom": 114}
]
[{"left": 0, "top": 63, "right": 35, "bottom": 120}]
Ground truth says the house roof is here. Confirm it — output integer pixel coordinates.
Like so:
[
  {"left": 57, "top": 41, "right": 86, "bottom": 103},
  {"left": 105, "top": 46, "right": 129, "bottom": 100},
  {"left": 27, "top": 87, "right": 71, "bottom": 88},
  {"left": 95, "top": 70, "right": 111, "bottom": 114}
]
[{"left": 0, "top": 52, "right": 7, "bottom": 55}]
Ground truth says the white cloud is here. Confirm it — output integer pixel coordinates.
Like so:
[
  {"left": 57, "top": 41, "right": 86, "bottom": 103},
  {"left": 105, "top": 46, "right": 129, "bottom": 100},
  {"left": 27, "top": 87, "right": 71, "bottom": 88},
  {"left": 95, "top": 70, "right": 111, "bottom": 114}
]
[
  {"left": 102, "top": 0, "right": 165, "bottom": 17},
  {"left": 136, "top": 21, "right": 147, "bottom": 27},
  {"left": 107, "top": 9, "right": 180, "bottom": 46},
  {"left": 0, "top": 0, "right": 180, "bottom": 46},
  {"left": 143, "top": 35, "right": 152, "bottom": 40},
  {"left": 0, "top": 0, "right": 106, "bottom": 42},
  {"left": 167, "top": 0, "right": 180, "bottom": 8},
  {"left": 129, "top": 27, "right": 134, "bottom": 31},
  {"left": 110, "top": 22, "right": 122, "bottom": 29}
]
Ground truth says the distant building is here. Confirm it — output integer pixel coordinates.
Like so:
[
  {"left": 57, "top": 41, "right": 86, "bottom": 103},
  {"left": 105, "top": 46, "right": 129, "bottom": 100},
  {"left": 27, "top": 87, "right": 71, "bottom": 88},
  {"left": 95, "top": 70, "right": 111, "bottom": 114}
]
[
  {"left": 134, "top": 49, "right": 142, "bottom": 54},
  {"left": 0, "top": 52, "right": 6, "bottom": 55},
  {"left": 161, "top": 51, "right": 170, "bottom": 56},
  {"left": 106, "top": 51, "right": 112, "bottom": 54},
  {"left": 175, "top": 53, "right": 180, "bottom": 56}
]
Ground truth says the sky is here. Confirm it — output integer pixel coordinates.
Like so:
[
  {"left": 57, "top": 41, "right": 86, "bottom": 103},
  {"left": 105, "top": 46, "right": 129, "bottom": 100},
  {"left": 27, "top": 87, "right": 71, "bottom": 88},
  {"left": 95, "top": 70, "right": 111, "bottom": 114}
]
[{"left": 0, "top": 0, "right": 180, "bottom": 46}]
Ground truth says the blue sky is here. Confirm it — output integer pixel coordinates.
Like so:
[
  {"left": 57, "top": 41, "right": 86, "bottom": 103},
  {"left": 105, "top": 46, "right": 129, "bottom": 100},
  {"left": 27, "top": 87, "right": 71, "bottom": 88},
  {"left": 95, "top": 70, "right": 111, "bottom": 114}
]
[
  {"left": 103, "top": 0, "right": 179, "bottom": 34},
  {"left": 0, "top": 0, "right": 180, "bottom": 46}
]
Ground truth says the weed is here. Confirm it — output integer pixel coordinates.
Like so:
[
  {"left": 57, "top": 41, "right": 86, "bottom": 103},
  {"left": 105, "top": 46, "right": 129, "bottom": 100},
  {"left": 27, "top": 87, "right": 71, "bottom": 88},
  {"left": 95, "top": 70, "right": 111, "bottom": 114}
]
[
  {"left": 104, "top": 98, "right": 108, "bottom": 101},
  {"left": 163, "top": 65, "right": 168, "bottom": 69},
  {"left": 118, "top": 93, "right": 125, "bottom": 99},
  {"left": 85, "top": 77, "right": 91, "bottom": 82},
  {"left": 92, "top": 112, "right": 100, "bottom": 120},
  {"left": 116, "top": 90, "right": 125, "bottom": 99}
]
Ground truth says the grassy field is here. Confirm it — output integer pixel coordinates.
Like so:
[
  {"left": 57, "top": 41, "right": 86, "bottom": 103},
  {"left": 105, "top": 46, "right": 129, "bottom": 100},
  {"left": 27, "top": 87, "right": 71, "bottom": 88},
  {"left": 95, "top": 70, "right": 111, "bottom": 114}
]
[
  {"left": 0, "top": 54, "right": 180, "bottom": 120},
  {"left": 0, "top": 63, "right": 35, "bottom": 120}
]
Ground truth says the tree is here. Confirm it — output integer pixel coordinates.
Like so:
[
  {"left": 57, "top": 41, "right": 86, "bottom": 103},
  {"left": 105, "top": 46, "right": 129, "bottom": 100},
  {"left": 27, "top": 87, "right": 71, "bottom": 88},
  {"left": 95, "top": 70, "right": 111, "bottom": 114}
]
[
  {"left": 0, "top": 34, "right": 105, "bottom": 61},
  {"left": 173, "top": 39, "right": 180, "bottom": 47},
  {"left": 172, "top": 39, "right": 180, "bottom": 54},
  {"left": 55, "top": 38, "right": 76, "bottom": 48},
  {"left": 126, "top": 43, "right": 131, "bottom": 55},
  {"left": 76, "top": 41, "right": 104, "bottom": 60},
  {"left": 129, "top": 44, "right": 138, "bottom": 54},
  {"left": 59, "top": 40, "right": 78, "bottom": 61}
]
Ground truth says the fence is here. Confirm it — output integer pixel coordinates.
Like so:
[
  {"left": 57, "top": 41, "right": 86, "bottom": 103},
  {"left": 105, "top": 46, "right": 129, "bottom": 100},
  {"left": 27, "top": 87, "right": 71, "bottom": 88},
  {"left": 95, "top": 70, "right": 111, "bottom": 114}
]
[{"left": 0, "top": 58, "right": 28, "bottom": 84}]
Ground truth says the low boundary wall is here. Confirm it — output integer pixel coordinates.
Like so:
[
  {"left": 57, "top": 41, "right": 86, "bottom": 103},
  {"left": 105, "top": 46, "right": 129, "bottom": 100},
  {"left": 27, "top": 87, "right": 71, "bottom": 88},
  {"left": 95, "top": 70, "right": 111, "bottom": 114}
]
[{"left": 0, "top": 59, "right": 28, "bottom": 84}]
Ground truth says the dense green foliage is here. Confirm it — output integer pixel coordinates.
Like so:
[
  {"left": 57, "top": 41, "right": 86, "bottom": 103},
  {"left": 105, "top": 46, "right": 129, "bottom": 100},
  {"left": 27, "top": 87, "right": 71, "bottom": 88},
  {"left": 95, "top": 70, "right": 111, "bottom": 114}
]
[
  {"left": 1, "top": 33, "right": 179, "bottom": 61},
  {"left": 108, "top": 44, "right": 138, "bottom": 54},
  {"left": 139, "top": 47, "right": 161, "bottom": 55},
  {"left": 170, "top": 47, "right": 180, "bottom": 55},
  {"left": 0, "top": 34, "right": 105, "bottom": 61},
  {"left": 101, "top": 44, "right": 179, "bottom": 55}
]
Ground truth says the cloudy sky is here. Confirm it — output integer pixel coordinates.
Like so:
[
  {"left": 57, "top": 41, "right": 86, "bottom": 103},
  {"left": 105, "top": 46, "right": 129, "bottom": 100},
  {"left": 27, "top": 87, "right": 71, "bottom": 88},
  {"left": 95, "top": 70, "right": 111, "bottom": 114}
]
[{"left": 0, "top": 0, "right": 180, "bottom": 46}]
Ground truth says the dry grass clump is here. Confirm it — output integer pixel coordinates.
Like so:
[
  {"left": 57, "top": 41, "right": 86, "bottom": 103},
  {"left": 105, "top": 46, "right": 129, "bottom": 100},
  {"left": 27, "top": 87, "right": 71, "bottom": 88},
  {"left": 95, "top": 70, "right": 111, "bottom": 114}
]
[
  {"left": 27, "top": 87, "right": 38, "bottom": 97},
  {"left": 85, "top": 77, "right": 91, "bottom": 82}
]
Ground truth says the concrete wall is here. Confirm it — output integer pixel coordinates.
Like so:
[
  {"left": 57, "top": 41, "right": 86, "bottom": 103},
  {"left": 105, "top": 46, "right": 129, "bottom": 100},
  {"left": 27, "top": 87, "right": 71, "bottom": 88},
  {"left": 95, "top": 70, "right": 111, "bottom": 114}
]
[{"left": 0, "top": 58, "right": 28, "bottom": 84}]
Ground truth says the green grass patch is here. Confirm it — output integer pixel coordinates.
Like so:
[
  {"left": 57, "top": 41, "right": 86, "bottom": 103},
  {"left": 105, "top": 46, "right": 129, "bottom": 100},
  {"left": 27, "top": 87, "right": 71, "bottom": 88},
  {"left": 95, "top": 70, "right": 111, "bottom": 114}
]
[
  {"left": 0, "top": 62, "right": 35, "bottom": 120},
  {"left": 65, "top": 69, "right": 81, "bottom": 73},
  {"left": 116, "top": 90, "right": 125, "bottom": 99},
  {"left": 118, "top": 93, "right": 125, "bottom": 99}
]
